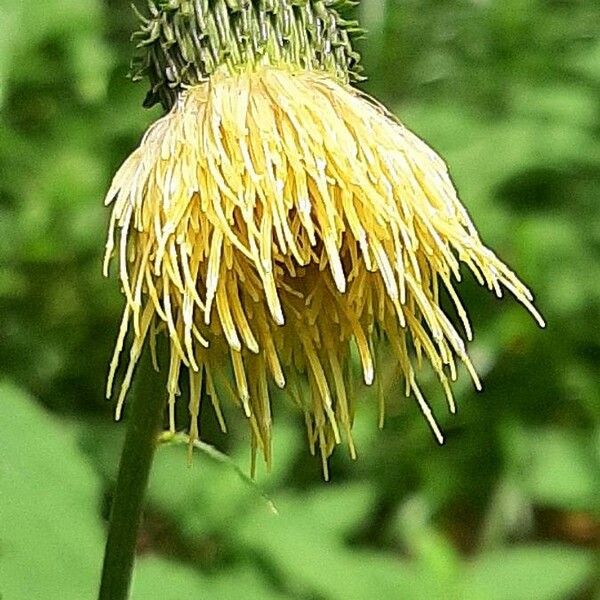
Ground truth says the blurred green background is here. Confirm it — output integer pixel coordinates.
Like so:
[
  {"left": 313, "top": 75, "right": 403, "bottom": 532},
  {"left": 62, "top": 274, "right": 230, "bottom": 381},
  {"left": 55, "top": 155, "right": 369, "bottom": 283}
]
[{"left": 1, "top": 0, "right": 599, "bottom": 598}]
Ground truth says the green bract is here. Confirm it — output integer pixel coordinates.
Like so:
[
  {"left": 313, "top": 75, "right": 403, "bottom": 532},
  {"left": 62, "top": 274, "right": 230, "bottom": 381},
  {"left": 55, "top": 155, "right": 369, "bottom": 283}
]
[{"left": 131, "top": 0, "right": 363, "bottom": 109}]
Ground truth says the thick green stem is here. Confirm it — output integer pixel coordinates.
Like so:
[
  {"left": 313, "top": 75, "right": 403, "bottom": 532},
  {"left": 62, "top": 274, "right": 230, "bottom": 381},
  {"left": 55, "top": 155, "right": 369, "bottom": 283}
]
[{"left": 98, "top": 351, "right": 165, "bottom": 600}]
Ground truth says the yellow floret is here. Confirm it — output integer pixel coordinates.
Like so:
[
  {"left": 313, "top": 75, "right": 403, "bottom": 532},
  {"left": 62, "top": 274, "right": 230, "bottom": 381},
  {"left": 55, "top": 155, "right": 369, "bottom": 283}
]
[{"left": 104, "top": 66, "right": 543, "bottom": 476}]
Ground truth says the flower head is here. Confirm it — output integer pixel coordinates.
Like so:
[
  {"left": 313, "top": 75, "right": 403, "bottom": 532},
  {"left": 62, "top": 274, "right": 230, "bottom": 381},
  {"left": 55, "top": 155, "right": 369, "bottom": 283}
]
[{"left": 105, "top": 0, "right": 543, "bottom": 475}]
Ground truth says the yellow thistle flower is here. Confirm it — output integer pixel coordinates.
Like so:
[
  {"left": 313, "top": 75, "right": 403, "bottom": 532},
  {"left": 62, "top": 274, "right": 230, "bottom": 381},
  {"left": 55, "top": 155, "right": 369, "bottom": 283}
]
[{"left": 104, "top": 0, "right": 543, "bottom": 475}]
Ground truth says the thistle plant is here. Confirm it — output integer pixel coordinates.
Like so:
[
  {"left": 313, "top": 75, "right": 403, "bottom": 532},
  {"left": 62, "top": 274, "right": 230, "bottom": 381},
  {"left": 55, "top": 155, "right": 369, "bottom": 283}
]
[{"left": 99, "top": 1, "right": 543, "bottom": 598}]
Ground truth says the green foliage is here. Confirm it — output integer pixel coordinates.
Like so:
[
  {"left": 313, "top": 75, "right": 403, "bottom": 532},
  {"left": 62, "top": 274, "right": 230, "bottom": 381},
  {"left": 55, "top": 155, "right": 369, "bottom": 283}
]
[
  {"left": 0, "top": 380, "right": 104, "bottom": 599},
  {"left": 1, "top": 0, "right": 599, "bottom": 598},
  {"left": 461, "top": 545, "right": 594, "bottom": 600}
]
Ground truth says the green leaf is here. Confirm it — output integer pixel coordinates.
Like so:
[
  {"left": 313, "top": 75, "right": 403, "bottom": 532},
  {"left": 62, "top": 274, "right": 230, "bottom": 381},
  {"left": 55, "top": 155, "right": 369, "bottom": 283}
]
[
  {"left": 238, "top": 485, "right": 444, "bottom": 600},
  {"left": 132, "top": 557, "right": 289, "bottom": 600},
  {"left": 158, "top": 431, "right": 278, "bottom": 514},
  {"left": 504, "top": 426, "right": 599, "bottom": 510},
  {"left": 394, "top": 495, "right": 462, "bottom": 587},
  {"left": 0, "top": 380, "right": 105, "bottom": 599},
  {"left": 147, "top": 421, "right": 301, "bottom": 536},
  {"left": 461, "top": 545, "right": 594, "bottom": 600}
]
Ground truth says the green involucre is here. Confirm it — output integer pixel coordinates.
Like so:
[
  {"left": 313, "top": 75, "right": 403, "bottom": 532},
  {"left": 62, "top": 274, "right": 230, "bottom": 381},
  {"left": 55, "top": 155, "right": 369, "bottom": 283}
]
[{"left": 130, "top": 0, "right": 363, "bottom": 110}]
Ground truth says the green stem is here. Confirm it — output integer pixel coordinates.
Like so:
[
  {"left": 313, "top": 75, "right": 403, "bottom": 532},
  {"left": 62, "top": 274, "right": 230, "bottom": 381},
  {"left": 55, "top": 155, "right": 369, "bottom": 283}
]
[{"left": 98, "top": 351, "right": 165, "bottom": 600}]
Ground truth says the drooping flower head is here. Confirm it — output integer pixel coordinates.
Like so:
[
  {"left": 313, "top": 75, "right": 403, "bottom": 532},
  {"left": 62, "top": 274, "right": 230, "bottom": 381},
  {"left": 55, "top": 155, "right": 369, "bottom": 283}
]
[{"left": 105, "top": 0, "right": 544, "bottom": 476}]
